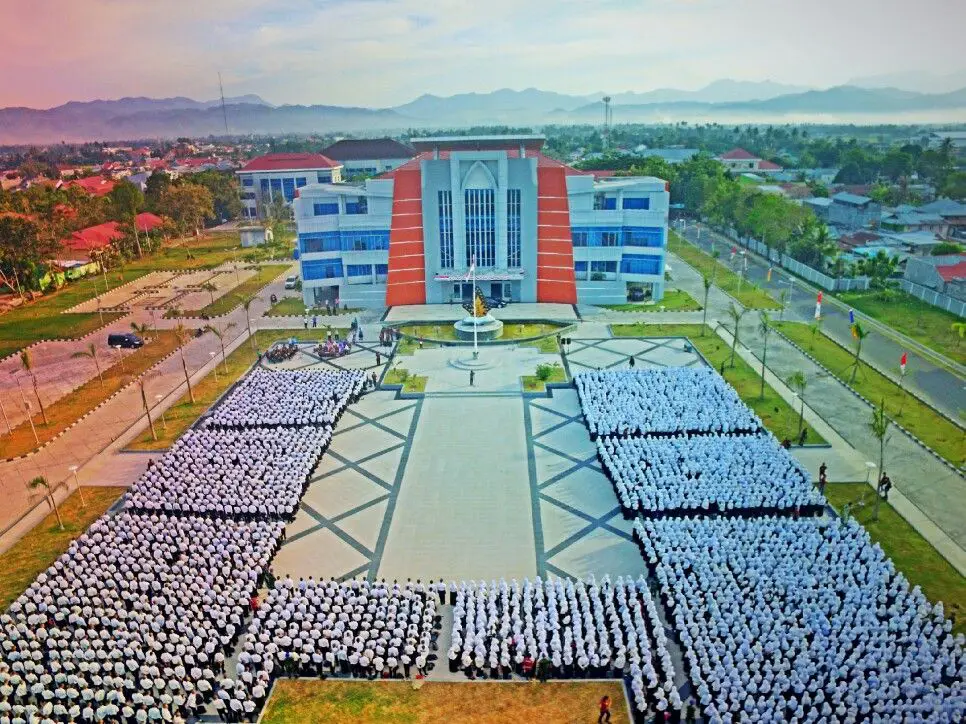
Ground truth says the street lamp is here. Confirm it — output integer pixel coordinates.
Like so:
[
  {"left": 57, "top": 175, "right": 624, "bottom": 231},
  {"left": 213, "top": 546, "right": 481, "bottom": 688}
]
[
  {"left": 154, "top": 394, "right": 167, "bottom": 430},
  {"left": 209, "top": 351, "right": 218, "bottom": 379},
  {"left": 68, "top": 464, "right": 87, "bottom": 507}
]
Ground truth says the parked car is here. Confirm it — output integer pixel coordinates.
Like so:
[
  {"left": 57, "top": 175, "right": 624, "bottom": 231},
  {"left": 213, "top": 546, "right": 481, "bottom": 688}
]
[
  {"left": 627, "top": 287, "right": 646, "bottom": 302},
  {"left": 107, "top": 333, "right": 144, "bottom": 349},
  {"left": 483, "top": 296, "right": 507, "bottom": 309},
  {"left": 284, "top": 275, "right": 299, "bottom": 289}
]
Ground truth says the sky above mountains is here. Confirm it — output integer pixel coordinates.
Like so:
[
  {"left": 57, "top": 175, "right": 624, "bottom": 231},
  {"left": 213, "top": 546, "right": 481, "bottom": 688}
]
[{"left": 3, "top": 0, "right": 966, "bottom": 109}]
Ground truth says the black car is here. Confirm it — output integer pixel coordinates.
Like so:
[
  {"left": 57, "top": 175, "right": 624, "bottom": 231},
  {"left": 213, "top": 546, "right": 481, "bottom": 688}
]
[
  {"left": 483, "top": 296, "right": 507, "bottom": 309},
  {"left": 107, "top": 333, "right": 144, "bottom": 349}
]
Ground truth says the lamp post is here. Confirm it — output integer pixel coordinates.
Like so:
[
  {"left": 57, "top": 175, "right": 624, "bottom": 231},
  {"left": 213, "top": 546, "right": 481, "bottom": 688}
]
[
  {"left": 209, "top": 351, "right": 218, "bottom": 380},
  {"left": 15, "top": 379, "right": 40, "bottom": 446},
  {"left": 68, "top": 464, "right": 87, "bottom": 507},
  {"left": 155, "top": 394, "right": 168, "bottom": 430}
]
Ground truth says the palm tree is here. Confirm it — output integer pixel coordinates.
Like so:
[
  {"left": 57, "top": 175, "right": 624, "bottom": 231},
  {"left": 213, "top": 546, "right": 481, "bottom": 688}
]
[
  {"left": 239, "top": 295, "right": 258, "bottom": 352},
  {"left": 204, "top": 321, "right": 237, "bottom": 372},
  {"left": 29, "top": 476, "right": 63, "bottom": 530},
  {"left": 778, "top": 289, "right": 789, "bottom": 322},
  {"left": 130, "top": 321, "right": 151, "bottom": 343},
  {"left": 19, "top": 350, "right": 49, "bottom": 425},
  {"left": 135, "top": 372, "right": 159, "bottom": 441},
  {"left": 869, "top": 399, "right": 891, "bottom": 522},
  {"left": 163, "top": 306, "right": 183, "bottom": 320},
  {"left": 173, "top": 323, "right": 196, "bottom": 403},
  {"left": 787, "top": 371, "right": 808, "bottom": 438},
  {"left": 849, "top": 322, "right": 869, "bottom": 384},
  {"left": 952, "top": 321, "right": 966, "bottom": 349},
  {"left": 726, "top": 303, "right": 746, "bottom": 368},
  {"left": 71, "top": 343, "right": 103, "bottom": 385},
  {"left": 700, "top": 275, "right": 711, "bottom": 335},
  {"left": 758, "top": 311, "right": 772, "bottom": 399},
  {"left": 201, "top": 282, "right": 218, "bottom": 307}
]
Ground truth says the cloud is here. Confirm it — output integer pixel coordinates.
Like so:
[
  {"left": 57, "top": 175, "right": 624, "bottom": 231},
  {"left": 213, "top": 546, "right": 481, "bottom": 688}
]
[{"left": 1, "top": 0, "right": 964, "bottom": 108}]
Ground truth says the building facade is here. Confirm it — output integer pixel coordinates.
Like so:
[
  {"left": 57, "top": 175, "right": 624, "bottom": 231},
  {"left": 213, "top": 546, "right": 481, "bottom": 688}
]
[
  {"left": 293, "top": 135, "right": 669, "bottom": 309},
  {"left": 236, "top": 153, "right": 343, "bottom": 220},
  {"left": 320, "top": 138, "right": 416, "bottom": 177}
]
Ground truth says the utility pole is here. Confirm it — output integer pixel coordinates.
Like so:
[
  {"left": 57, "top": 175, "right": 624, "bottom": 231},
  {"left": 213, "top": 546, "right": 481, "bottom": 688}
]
[{"left": 218, "top": 72, "right": 230, "bottom": 136}]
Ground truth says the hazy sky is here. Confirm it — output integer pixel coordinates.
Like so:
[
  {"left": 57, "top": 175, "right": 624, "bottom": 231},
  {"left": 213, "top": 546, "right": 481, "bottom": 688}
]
[{"left": 3, "top": 0, "right": 965, "bottom": 108}]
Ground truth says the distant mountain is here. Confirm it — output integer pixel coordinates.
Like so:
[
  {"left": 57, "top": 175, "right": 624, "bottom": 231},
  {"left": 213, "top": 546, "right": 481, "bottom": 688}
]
[
  {"left": 608, "top": 79, "right": 811, "bottom": 105},
  {"left": 393, "top": 87, "right": 591, "bottom": 121},
  {"left": 848, "top": 70, "right": 966, "bottom": 94}
]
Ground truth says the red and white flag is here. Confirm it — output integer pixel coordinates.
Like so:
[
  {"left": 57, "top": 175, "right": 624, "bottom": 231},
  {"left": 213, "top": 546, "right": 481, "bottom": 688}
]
[
  {"left": 464, "top": 254, "right": 476, "bottom": 282},
  {"left": 900, "top": 352, "right": 907, "bottom": 374},
  {"left": 814, "top": 290, "right": 823, "bottom": 320}
]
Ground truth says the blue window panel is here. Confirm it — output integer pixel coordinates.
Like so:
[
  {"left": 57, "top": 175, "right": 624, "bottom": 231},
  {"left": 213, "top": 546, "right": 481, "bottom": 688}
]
[
  {"left": 340, "top": 230, "right": 389, "bottom": 252},
  {"left": 464, "top": 188, "right": 496, "bottom": 268},
  {"left": 623, "top": 227, "right": 664, "bottom": 248},
  {"left": 302, "top": 258, "right": 344, "bottom": 280},
  {"left": 622, "top": 196, "right": 650, "bottom": 210},
  {"left": 313, "top": 203, "right": 339, "bottom": 216},
  {"left": 282, "top": 178, "right": 296, "bottom": 202},
  {"left": 296, "top": 177, "right": 307, "bottom": 188},
  {"left": 591, "top": 261, "right": 617, "bottom": 273},
  {"left": 604, "top": 197, "right": 617, "bottom": 210},
  {"left": 346, "top": 264, "right": 372, "bottom": 277},
  {"left": 317, "top": 172, "right": 332, "bottom": 183},
  {"left": 345, "top": 198, "right": 368, "bottom": 215},
  {"left": 438, "top": 191, "right": 454, "bottom": 268},
  {"left": 270, "top": 179, "right": 282, "bottom": 193},
  {"left": 571, "top": 227, "right": 624, "bottom": 248},
  {"left": 572, "top": 231, "right": 588, "bottom": 247},
  {"left": 506, "top": 189, "right": 521, "bottom": 267},
  {"left": 574, "top": 261, "right": 588, "bottom": 272},
  {"left": 620, "top": 254, "right": 661, "bottom": 275},
  {"left": 241, "top": 176, "right": 254, "bottom": 187},
  {"left": 375, "top": 264, "right": 388, "bottom": 275},
  {"left": 299, "top": 231, "right": 341, "bottom": 253},
  {"left": 260, "top": 179, "right": 270, "bottom": 197}
]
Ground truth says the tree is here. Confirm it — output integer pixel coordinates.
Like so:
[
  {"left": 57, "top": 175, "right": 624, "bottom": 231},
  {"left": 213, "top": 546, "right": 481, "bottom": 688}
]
[
  {"left": 239, "top": 295, "right": 258, "bottom": 352},
  {"left": 951, "top": 321, "right": 966, "bottom": 349},
  {"left": 19, "top": 349, "right": 49, "bottom": 425},
  {"left": 172, "top": 323, "right": 196, "bottom": 403},
  {"left": 201, "top": 282, "right": 218, "bottom": 306},
  {"left": 931, "top": 242, "right": 963, "bottom": 256},
  {"left": 786, "top": 371, "right": 808, "bottom": 437},
  {"left": 130, "top": 320, "right": 152, "bottom": 342},
  {"left": 939, "top": 171, "right": 966, "bottom": 201},
  {"left": 857, "top": 250, "right": 899, "bottom": 291},
  {"left": 700, "top": 275, "right": 712, "bottom": 334},
  {"left": 757, "top": 311, "right": 772, "bottom": 399},
  {"left": 29, "top": 474, "right": 64, "bottom": 528},
  {"left": 0, "top": 213, "right": 55, "bottom": 298},
  {"left": 778, "top": 289, "right": 789, "bottom": 322},
  {"left": 186, "top": 170, "right": 242, "bottom": 221},
  {"left": 71, "top": 343, "right": 103, "bottom": 385},
  {"left": 204, "top": 321, "right": 237, "bottom": 371},
  {"left": 158, "top": 184, "right": 214, "bottom": 236},
  {"left": 109, "top": 180, "right": 145, "bottom": 257},
  {"left": 726, "top": 303, "right": 746, "bottom": 368},
  {"left": 135, "top": 373, "right": 159, "bottom": 442},
  {"left": 869, "top": 399, "right": 891, "bottom": 522},
  {"left": 144, "top": 170, "right": 173, "bottom": 213},
  {"left": 848, "top": 323, "right": 869, "bottom": 384}
]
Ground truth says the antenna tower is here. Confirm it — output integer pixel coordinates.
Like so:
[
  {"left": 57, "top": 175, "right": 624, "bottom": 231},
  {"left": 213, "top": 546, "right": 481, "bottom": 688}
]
[
  {"left": 218, "top": 72, "right": 230, "bottom": 136},
  {"left": 602, "top": 95, "right": 612, "bottom": 149}
]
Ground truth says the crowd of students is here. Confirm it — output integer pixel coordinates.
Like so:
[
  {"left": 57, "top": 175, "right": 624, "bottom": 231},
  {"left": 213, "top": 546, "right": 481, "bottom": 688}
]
[
  {"left": 575, "top": 368, "right": 762, "bottom": 439},
  {"left": 598, "top": 432, "right": 824, "bottom": 516},
  {"left": 446, "top": 577, "right": 678, "bottom": 716},
  {"left": 0, "top": 514, "right": 282, "bottom": 724},
  {"left": 125, "top": 426, "right": 332, "bottom": 520},
  {"left": 205, "top": 369, "right": 366, "bottom": 428},
  {"left": 634, "top": 516, "right": 965, "bottom": 722}
]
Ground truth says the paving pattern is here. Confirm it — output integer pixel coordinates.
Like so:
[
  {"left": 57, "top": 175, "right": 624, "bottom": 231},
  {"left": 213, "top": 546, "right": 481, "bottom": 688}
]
[{"left": 565, "top": 336, "right": 704, "bottom": 373}]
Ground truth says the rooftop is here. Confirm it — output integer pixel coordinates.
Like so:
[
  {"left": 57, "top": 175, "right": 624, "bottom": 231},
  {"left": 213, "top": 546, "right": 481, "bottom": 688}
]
[
  {"left": 718, "top": 147, "right": 758, "bottom": 160},
  {"left": 66, "top": 176, "right": 116, "bottom": 197},
  {"left": 937, "top": 259, "right": 966, "bottom": 282},
  {"left": 410, "top": 134, "right": 546, "bottom": 152},
  {"left": 238, "top": 152, "right": 342, "bottom": 173},
  {"left": 321, "top": 138, "right": 416, "bottom": 161},
  {"left": 832, "top": 192, "right": 874, "bottom": 207}
]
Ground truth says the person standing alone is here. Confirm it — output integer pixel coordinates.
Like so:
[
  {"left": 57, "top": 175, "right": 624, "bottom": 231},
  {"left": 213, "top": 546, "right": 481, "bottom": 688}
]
[{"left": 598, "top": 695, "right": 612, "bottom": 723}]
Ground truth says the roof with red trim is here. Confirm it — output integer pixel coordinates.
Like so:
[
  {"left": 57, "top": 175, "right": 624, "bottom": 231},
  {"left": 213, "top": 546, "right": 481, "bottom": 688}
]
[
  {"left": 376, "top": 150, "right": 592, "bottom": 179},
  {"left": 758, "top": 160, "right": 782, "bottom": 170},
  {"left": 719, "top": 148, "right": 758, "bottom": 160},
  {"left": 937, "top": 259, "right": 966, "bottom": 282},
  {"left": 67, "top": 176, "right": 116, "bottom": 196},
  {"left": 238, "top": 153, "right": 341, "bottom": 172}
]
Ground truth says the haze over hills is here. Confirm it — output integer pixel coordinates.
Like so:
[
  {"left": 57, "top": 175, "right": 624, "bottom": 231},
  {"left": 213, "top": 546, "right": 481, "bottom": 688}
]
[
  {"left": 1, "top": 82, "right": 965, "bottom": 144},
  {"left": 847, "top": 69, "right": 966, "bottom": 94}
]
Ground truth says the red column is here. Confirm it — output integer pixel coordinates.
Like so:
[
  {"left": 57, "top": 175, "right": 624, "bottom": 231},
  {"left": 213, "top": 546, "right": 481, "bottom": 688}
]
[
  {"left": 385, "top": 167, "right": 426, "bottom": 306},
  {"left": 535, "top": 166, "right": 577, "bottom": 303}
]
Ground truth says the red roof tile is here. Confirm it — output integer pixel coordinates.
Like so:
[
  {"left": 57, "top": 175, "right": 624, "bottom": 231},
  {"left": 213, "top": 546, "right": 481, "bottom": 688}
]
[
  {"left": 61, "top": 222, "right": 123, "bottom": 253},
  {"left": 937, "top": 259, "right": 966, "bottom": 282},
  {"left": 135, "top": 212, "right": 164, "bottom": 232},
  {"left": 758, "top": 160, "right": 782, "bottom": 171},
  {"left": 238, "top": 153, "right": 341, "bottom": 172},
  {"left": 67, "top": 176, "right": 116, "bottom": 196},
  {"left": 719, "top": 148, "right": 758, "bottom": 160}
]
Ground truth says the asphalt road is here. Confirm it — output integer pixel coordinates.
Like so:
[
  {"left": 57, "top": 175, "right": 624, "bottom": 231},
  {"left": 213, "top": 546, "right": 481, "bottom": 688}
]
[{"left": 676, "top": 221, "right": 966, "bottom": 423}]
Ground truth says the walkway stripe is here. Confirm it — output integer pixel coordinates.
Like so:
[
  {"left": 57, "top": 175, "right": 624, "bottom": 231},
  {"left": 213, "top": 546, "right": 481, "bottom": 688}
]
[{"left": 523, "top": 398, "right": 547, "bottom": 578}]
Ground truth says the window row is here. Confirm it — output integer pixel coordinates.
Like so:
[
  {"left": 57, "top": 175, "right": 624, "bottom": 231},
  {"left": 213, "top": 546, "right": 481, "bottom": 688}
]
[
  {"left": 346, "top": 264, "right": 389, "bottom": 278},
  {"left": 573, "top": 255, "right": 662, "bottom": 276},
  {"left": 299, "top": 230, "right": 390, "bottom": 253},
  {"left": 593, "top": 194, "right": 651, "bottom": 210},
  {"left": 572, "top": 226, "right": 664, "bottom": 248}
]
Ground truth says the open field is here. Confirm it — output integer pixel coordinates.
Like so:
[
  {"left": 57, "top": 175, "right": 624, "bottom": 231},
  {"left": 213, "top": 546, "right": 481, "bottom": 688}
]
[
  {"left": 0, "top": 487, "right": 125, "bottom": 611},
  {"left": 611, "top": 323, "right": 826, "bottom": 444},
  {"left": 265, "top": 295, "right": 362, "bottom": 318},
  {"left": 188, "top": 264, "right": 290, "bottom": 317},
  {"left": 775, "top": 321, "right": 964, "bottom": 468},
  {"left": 599, "top": 288, "right": 702, "bottom": 313},
  {"left": 125, "top": 328, "right": 344, "bottom": 450},
  {"left": 262, "top": 680, "right": 630, "bottom": 724},
  {"left": 825, "top": 483, "right": 965, "bottom": 635},
  {"left": 0, "top": 234, "right": 248, "bottom": 358},
  {"left": 668, "top": 231, "right": 779, "bottom": 310},
  {"left": 838, "top": 289, "right": 966, "bottom": 366},
  {"left": 0, "top": 330, "right": 182, "bottom": 458}
]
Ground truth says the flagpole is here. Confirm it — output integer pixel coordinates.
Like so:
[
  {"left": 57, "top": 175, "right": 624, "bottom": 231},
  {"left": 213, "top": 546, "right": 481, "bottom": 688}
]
[{"left": 472, "top": 259, "right": 478, "bottom": 359}]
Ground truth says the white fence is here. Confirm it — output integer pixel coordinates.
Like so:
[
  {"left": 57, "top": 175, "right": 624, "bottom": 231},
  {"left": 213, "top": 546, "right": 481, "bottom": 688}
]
[
  {"left": 899, "top": 279, "right": 966, "bottom": 318},
  {"left": 736, "top": 235, "right": 871, "bottom": 293}
]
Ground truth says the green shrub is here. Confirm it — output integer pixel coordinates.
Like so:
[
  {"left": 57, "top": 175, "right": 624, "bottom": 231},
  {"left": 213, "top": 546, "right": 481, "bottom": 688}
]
[{"left": 535, "top": 362, "right": 560, "bottom": 382}]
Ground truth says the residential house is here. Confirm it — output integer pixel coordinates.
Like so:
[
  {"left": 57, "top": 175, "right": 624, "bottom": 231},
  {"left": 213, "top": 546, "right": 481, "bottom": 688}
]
[
  {"left": 918, "top": 198, "right": 966, "bottom": 240},
  {"left": 320, "top": 138, "right": 415, "bottom": 177},
  {"left": 877, "top": 230, "right": 944, "bottom": 256},
  {"left": 716, "top": 148, "right": 783, "bottom": 175},
  {"left": 66, "top": 176, "right": 116, "bottom": 197},
  {"left": 639, "top": 148, "right": 699, "bottom": 164},
  {"left": 904, "top": 254, "right": 966, "bottom": 301},
  {"left": 804, "top": 197, "right": 833, "bottom": 221},
  {"left": 827, "top": 192, "right": 882, "bottom": 230},
  {"left": 880, "top": 205, "right": 947, "bottom": 235}
]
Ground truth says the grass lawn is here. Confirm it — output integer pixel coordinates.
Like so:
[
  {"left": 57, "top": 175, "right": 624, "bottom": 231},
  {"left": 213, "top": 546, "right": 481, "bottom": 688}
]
[
  {"left": 522, "top": 361, "right": 568, "bottom": 392},
  {"left": 187, "top": 264, "right": 290, "bottom": 317},
  {"left": 0, "top": 330, "right": 182, "bottom": 458},
  {"left": 395, "top": 337, "right": 439, "bottom": 356},
  {"left": 668, "top": 231, "right": 779, "bottom": 310},
  {"left": 383, "top": 367, "right": 428, "bottom": 393},
  {"left": 125, "top": 328, "right": 344, "bottom": 450},
  {"left": 610, "top": 323, "right": 826, "bottom": 444},
  {"left": 262, "top": 680, "right": 630, "bottom": 724},
  {"left": 0, "top": 234, "right": 248, "bottom": 359},
  {"left": 522, "top": 335, "right": 561, "bottom": 354},
  {"left": 825, "top": 483, "right": 965, "bottom": 635},
  {"left": 775, "top": 322, "right": 964, "bottom": 468},
  {"left": 839, "top": 289, "right": 966, "bottom": 366},
  {"left": 397, "top": 323, "right": 567, "bottom": 345},
  {"left": 0, "top": 486, "right": 125, "bottom": 611},
  {"left": 266, "top": 296, "right": 362, "bottom": 318},
  {"left": 600, "top": 289, "right": 702, "bottom": 313}
]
